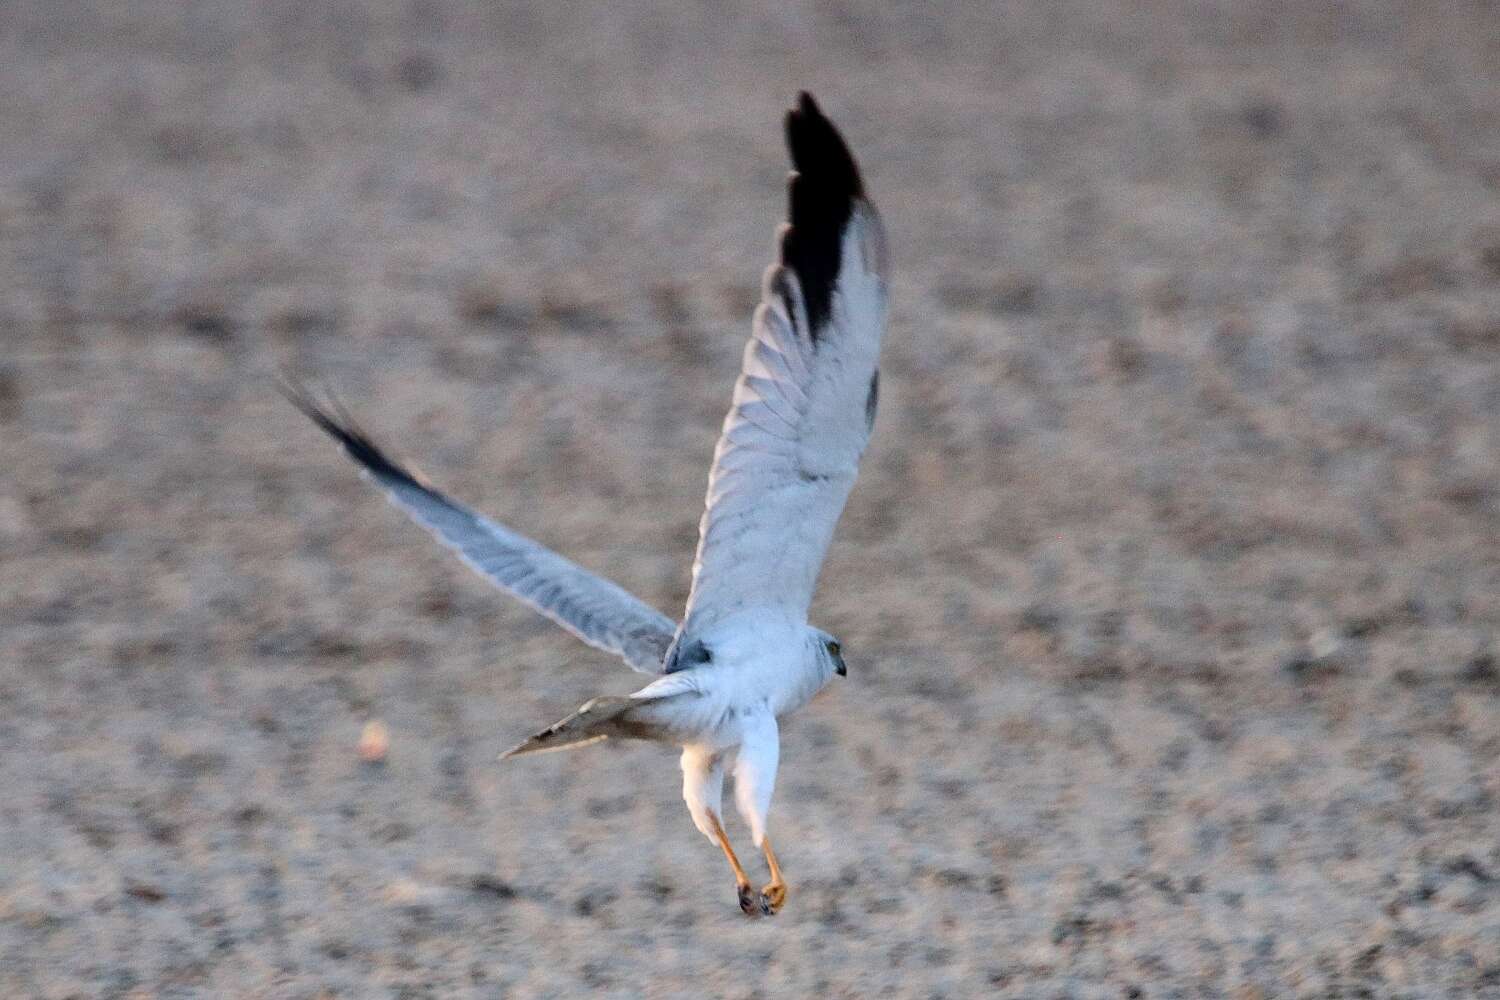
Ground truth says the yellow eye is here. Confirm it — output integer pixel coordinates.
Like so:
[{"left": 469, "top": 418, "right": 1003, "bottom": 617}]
[{"left": 826, "top": 640, "right": 841, "bottom": 656}]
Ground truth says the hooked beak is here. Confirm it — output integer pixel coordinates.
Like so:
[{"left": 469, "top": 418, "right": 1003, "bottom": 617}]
[{"left": 835, "top": 656, "right": 847, "bottom": 677}]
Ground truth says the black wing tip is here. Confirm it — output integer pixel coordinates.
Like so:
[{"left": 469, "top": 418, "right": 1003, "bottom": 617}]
[
  {"left": 278, "top": 376, "right": 424, "bottom": 492},
  {"left": 784, "top": 92, "right": 864, "bottom": 199},
  {"left": 780, "top": 92, "right": 865, "bottom": 338}
]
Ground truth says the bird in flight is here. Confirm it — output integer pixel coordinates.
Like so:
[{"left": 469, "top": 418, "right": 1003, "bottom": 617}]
[{"left": 285, "top": 92, "right": 888, "bottom": 915}]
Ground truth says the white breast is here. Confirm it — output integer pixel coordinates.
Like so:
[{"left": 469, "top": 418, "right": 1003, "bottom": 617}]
[
  {"left": 636, "top": 611, "right": 830, "bottom": 750},
  {"left": 701, "top": 612, "right": 829, "bottom": 719}
]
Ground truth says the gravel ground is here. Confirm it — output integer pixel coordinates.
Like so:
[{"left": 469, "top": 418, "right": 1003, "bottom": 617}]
[{"left": 3, "top": 2, "right": 1500, "bottom": 997}]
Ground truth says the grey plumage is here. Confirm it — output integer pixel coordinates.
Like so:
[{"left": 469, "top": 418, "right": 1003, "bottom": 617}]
[{"left": 280, "top": 380, "right": 677, "bottom": 674}]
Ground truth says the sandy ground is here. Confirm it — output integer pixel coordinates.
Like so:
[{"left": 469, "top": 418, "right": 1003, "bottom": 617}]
[{"left": 3, "top": 2, "right": 1500, "bottom": 997}]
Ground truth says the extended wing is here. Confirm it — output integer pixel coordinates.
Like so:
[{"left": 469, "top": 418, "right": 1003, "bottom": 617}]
[
  {"left": 283, "top": 383, "right": 677, "bottom": 673},
  {"left": 678, "top": 93, "right": 889, "bottom": 639}
]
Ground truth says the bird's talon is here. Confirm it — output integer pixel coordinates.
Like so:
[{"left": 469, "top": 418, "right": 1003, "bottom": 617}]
[
  {"left": 737, "top": 883, "right": 757, "bottom": 915},
  {"left": 758, "top": 882, "right": 787, "bottom": 915}
]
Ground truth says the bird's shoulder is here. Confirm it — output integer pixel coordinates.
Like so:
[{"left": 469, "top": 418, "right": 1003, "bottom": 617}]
[{"left": 666, "top": 611, "right": 807, "bottom": 672}]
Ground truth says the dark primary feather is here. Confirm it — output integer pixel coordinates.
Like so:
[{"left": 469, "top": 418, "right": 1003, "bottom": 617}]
[
  {"left": 781, "top": 91, "right": 865, "bottom": 338},
  {"left": 281, "top": 380, "right": 678, "bottom": 673},
  {"left": 280, "top": 380, "right": 424, "bottom": 493}
]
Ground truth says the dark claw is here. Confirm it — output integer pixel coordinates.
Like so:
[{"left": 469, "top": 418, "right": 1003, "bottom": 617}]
[
  {"left": 737, "top": 883, "right": 757, "bottom": 915},
  {"left": 759, "top": 893, "right": 777, "bottom": 916}
]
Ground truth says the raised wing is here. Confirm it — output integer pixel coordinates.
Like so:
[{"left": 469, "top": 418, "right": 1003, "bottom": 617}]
[
  {"left": 678, "top": 93, "right": 889, "bottom": 639},
  {"left": 283, "top": 383, "right": 677, "bottom": 673}
]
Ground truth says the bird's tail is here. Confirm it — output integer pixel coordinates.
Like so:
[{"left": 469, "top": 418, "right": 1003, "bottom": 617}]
[{"left": 499, "top": 696, "right": 639, "bottom": 759}]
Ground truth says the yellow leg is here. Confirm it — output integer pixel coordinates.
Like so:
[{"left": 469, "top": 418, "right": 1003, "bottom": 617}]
[
  {"left": 758, "top": 835, "right": 788, "bottom": 915},
  {"left": 706, "top": 810, "right": 757, "bottom": 914}
]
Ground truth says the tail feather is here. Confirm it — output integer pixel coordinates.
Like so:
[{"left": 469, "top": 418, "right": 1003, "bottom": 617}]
[{"left": 499, "top": 697, "right": 636, "bottom": 759}]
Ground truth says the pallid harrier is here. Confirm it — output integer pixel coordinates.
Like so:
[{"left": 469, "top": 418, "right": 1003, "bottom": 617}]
[{"left": 286, "top": 93, "right": 888, "bottom": 915}]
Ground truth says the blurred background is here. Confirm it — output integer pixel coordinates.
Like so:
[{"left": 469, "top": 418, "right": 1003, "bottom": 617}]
[{"left": 3, "top": 1, "right": 1499, "bottom": 996}]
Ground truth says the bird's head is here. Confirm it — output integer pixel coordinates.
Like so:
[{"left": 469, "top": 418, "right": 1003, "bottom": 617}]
[{"left": 812, "top": 628, "right": 847, "bottom": 678}]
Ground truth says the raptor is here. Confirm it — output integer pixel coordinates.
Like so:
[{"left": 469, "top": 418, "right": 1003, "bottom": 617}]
[{"left": 286, "top": 93, "right": 889, "bottom": 915}]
